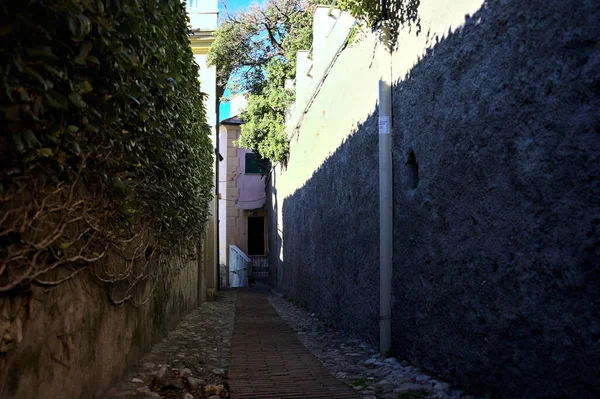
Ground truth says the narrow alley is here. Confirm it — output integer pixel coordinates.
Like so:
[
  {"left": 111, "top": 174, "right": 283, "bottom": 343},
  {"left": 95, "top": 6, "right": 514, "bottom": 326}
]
[
  {"left": 1, "top": 0, "right": 598, "bottom": 398},
  {"left": 105, "top": 288, "right": 476, "bottom": 399}
]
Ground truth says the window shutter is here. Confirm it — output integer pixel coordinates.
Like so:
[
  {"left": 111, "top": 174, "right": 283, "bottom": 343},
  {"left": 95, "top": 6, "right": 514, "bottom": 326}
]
[{"left": 245, "top": 153, "right": 262, "bottom": 174}]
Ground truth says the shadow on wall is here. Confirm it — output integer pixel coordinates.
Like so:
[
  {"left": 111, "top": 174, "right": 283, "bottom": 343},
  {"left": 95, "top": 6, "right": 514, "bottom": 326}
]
[
  {"left": 281, "top": 109, "right": 380, "bottom": 342},
  {"left": 274, "top": 1, "right": 600, "bottom": 398},
  {"left": 266, "top": 171, "right": 280, "bottom": 290}
]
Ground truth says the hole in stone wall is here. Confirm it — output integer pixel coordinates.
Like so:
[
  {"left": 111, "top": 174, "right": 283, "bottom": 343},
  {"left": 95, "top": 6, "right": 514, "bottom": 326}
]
[{"left": 406, "top": 151, "right": 420, "bottom": 190}]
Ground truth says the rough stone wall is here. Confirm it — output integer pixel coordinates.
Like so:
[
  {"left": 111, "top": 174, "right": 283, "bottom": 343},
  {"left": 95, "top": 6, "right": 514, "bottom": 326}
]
[
  {"left": 269, "top": 0, "right": 600, "bottom": 398},
  {"left": 0, "top": 252, "right": 199, "bottom": 399}
]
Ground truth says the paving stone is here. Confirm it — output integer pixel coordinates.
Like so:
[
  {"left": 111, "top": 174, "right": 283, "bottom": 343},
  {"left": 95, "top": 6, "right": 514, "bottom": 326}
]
[
  {"left": 186, "top": 376, "right": 205, "bottom": 392},
  {"left": 395, "top": 383, "right": 431, "bottom": 393},
  {"left": 163, "top": 379, "right": 184, "bottom": 391},
  {"left": 153, "top": 365, "right": 170, "bottom": 388},
  {"left": 269, "top": 292, "right": 479, "bottom": 399},
  {"left": 179, "top": 368, "right": 192, "bottom": 378},
  {"left": 434, "top": 382, "right": 452, "bottom": 391},
  {"left": 229, "top": 289, "right": 358, "bottom": 398},
  {"left": 203, "top": 384, "right": 225, "bottom": 396},
  {"left": 104, "top": 288, "right": 478, "bottom": 399},
  {"left": 104, "top": 291, "right": 236, "bottom": 399}
]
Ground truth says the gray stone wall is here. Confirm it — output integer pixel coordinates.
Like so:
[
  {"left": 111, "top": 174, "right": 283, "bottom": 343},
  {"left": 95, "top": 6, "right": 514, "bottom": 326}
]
[{"left": 269, "top": 0, "right": 600, "bottom": 397}]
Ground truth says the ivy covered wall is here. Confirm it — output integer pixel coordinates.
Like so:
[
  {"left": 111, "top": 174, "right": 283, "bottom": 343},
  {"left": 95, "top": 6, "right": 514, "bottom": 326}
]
[{"left": 0, "top": 0, "right": 213, "bottom": 397}]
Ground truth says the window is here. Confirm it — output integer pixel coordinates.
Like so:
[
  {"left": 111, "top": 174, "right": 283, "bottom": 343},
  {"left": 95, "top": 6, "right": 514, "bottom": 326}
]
[{"left": 245, "top": 153, "right": 266, "bottom": 174}]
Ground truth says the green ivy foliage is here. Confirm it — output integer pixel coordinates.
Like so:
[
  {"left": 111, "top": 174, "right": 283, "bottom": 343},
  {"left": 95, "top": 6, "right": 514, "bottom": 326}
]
[
  {"left": 237, "top": 59, "right": 293, "bottom": 164},
  {"left": 337, "top": 0, "right": 421, "bottom": 42},
  {"left": 0, "top": 0, "right": 213, "bottom": 256},
  {"left": 337, "top": 0, "right": 381, "bottom": 25},
  {"left": 337, "top": 0, "right": 420, "bottom": 25}
]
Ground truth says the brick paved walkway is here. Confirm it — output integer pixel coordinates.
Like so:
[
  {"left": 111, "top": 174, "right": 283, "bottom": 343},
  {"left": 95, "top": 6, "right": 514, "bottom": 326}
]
[{"left": 228, "top": 289, "right": 358, "bottom": 399}]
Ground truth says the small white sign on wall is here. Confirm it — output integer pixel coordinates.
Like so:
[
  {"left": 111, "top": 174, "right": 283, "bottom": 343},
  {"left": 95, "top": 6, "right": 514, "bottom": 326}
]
[{"left": 379, "top": 116, "right": 390, "bottom": 135}]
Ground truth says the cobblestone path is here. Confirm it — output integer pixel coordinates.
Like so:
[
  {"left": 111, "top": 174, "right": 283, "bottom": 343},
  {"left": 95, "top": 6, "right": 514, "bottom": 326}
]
[
  {"left": 104, "top": 291, "right": 236, "bottom": 399},
  {"left": 228, "top": 289, "right": 358, "bottom": 399},
  {"left": 104, "top": 288, "right": 477, "bottom": 399},
  {"left": 269, "top": 293, "right": 478, "bottom": 399}
]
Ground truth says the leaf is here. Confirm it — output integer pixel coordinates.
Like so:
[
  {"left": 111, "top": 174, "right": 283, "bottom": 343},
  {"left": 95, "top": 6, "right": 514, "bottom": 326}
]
[
  {"left": 0, "top": 23, "right": 16, "bottom": 36},
  {"left": 128, "top": 95, "right": 140, "bottom": 105},
  {"left": 51, "top": 125, "right": 64, "bottom": 137},
  {"left": 67, "top": 125, "right": 79, "bottom": 133},
  {"left": 12, "top": 135, "right": 24, "bottom": 153},
  {"left": 72, "top": 141, "right": 81, "bottom": 155},
  {"left": 80, "top": 80, "right": 93, "bottom": 93},
  {"left": 26, "top": 46, "right": 58, "bottom": 60},
  {"left": 68, "top": 92, "right": 87, "bottom": 108},
  {"left": 58, "top": 241, "right": 73, "bottom": 250},
  {"left": 0, "top": 105, "right": 20, "bottom": 121},
  {"left": 112, "top": 176, "right": 126, "bottom": 190},
  {"left": 41, "top": 64, "right": 65, "bottom": 79},
  {"left": 75, "top": 41, "right": 93, "bottom": 64},
  {"left": 25, "top": 67, "right": 49, "bottom": 90},
  {"left": 22, "top": 129, "right": 40, "bottom": 148},
  {"left": 67, "top": 15, "right": 92, "bottom": 40},
  {"left": 45, "top": 91, "right": 69, "bottom": 109},
  {"left": 37, "top": 148, "right": 53, "bottom": 157},
  {"left": 84, "top": 123, "right": 99, "bottom": 133}
]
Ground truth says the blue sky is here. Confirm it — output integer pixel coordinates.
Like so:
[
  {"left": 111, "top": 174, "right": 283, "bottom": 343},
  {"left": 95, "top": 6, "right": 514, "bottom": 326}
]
[
  {"left": 219, "top": 0, "right": 255, "bottom": 15},
  {"left": 218, "top": 0, "right": 255, "bottom": 120}
]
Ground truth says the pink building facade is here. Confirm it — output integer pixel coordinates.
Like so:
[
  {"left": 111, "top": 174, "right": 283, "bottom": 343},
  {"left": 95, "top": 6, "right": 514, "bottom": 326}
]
[{"left": 219, "top": 116, "right": 269, "bottom": 280}]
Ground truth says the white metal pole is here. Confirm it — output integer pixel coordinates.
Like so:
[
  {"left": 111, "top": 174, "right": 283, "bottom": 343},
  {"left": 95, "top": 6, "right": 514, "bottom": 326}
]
[{"left": 379, "top": 22, "right": 393, "bottom": 357}]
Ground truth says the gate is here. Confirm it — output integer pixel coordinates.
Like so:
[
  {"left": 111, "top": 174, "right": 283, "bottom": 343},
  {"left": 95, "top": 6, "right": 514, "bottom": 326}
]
[{"left": 249, "top": 255, "right": 269, "bottom": 279}]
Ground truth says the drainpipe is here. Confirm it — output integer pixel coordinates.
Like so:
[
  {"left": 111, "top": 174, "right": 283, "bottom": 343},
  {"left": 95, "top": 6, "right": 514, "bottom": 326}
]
[
  {"left": 378, "top": 17, "right": 393, "bottom": 356},
  {"left": 215, "top": 86, "right": 222, "bottom": 291}
]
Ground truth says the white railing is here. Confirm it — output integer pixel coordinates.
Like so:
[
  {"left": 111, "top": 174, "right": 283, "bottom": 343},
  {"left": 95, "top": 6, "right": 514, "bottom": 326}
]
[
  {"left": 249, "top": 255, "right": 269, "bottom": 278},
  {"left": 229, "top": 245, "right": 250, "bottom": 287}
]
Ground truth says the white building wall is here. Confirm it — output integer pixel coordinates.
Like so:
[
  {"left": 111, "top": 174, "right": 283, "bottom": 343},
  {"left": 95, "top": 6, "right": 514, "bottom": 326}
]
[
  {"left": 288, "top": 7, "right": 355, "bottom": 136},
  {"left": 186, "top": 0, "right": 218, "bottom": 131},
  {"left": 186, "top": 0, "right": 223, "bottom": 265},
  {"left": 219, "top": 128, "right": 227, "bottom": 266},
  {"left": 229, "top": 93, "right": 248, "bottom": 117},
  {"left": 193, "top": 54, "right": 217, "bottom": 129}
]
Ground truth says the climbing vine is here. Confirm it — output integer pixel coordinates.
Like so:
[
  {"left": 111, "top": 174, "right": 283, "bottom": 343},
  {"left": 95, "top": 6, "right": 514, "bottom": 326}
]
[
  {"left": 0, "top": 0, "right": 213, "bottom": 298},
  {"left": 338, "top": 0, "right": 421, "bottom": 43}
]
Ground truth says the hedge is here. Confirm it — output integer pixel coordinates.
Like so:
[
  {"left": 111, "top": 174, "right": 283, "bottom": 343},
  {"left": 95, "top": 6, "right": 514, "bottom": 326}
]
[{"left": 0, "top": 0, "right": 213, "bottom": 295}]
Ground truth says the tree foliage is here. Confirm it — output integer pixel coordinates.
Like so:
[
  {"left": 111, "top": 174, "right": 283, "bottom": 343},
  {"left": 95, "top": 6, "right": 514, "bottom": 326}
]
[
  {"left": 208, "top": 0, "right": 313, "bottom": 164},
  {"left": 337, "top": 0, "right": 421, "bottom": 39},
  {"left": 236, "top": 59, "right": 293, "bottom": 163},
  {"left": 0, "top": 0, "right": 213, "bottom": 297},
  {"left": 208, "top": 0, "right": 312, "bottom": 91},
  {"left": 208, "top": 0, "right": 420, "bottom": 165}
]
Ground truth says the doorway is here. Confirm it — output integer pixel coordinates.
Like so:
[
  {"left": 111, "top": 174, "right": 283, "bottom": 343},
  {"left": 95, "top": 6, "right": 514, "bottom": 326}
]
[{"left": 248, "top": 216, "right": 264, "bottom": 256}]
